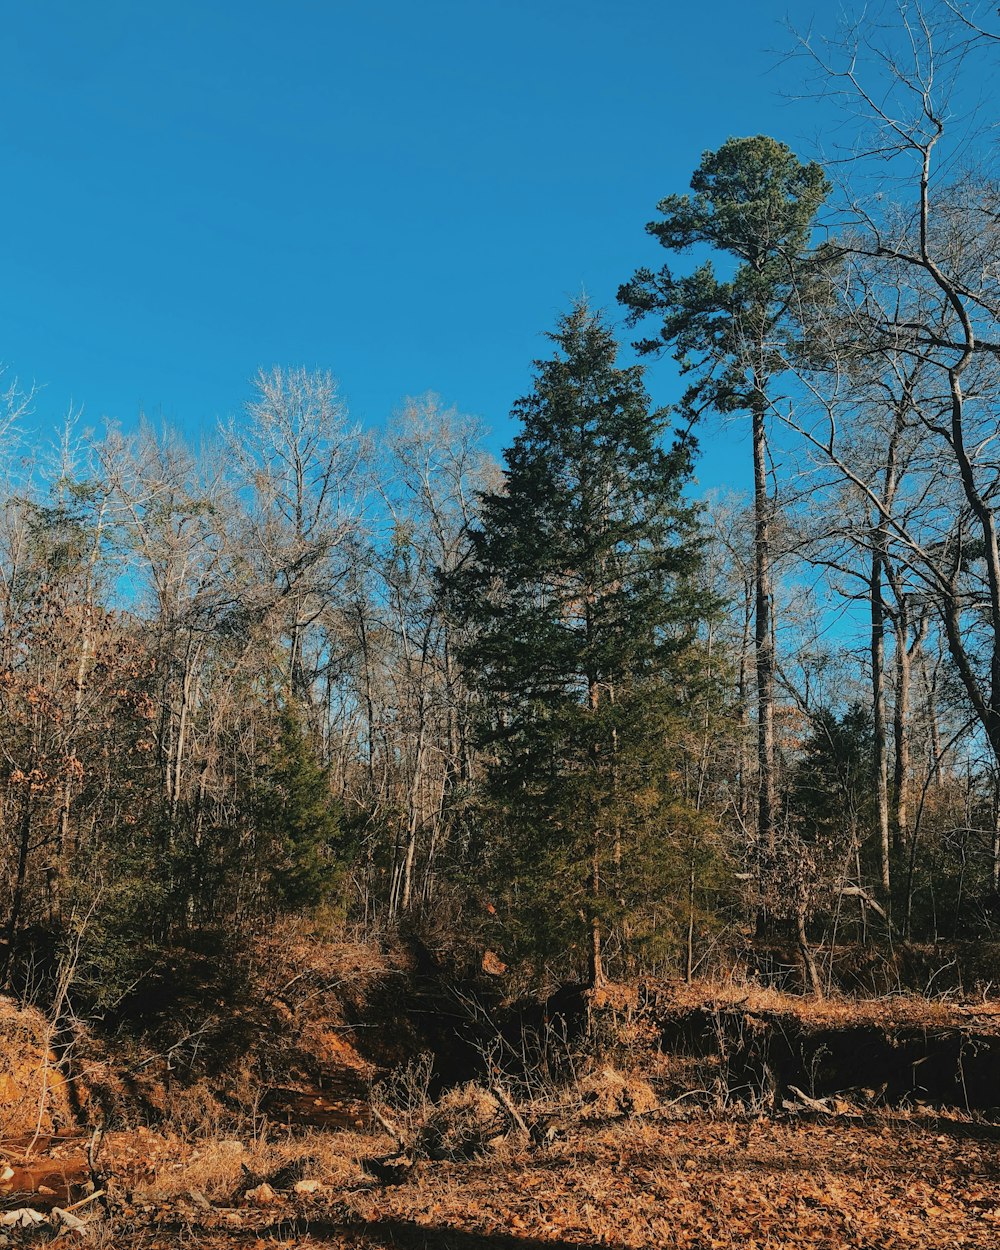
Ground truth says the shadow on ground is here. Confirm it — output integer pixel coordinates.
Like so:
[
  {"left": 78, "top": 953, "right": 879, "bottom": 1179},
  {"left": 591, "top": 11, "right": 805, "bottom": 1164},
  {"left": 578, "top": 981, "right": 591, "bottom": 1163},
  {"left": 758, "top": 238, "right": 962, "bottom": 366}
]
[{"left": 174, "top": 1215, "right": 629, "bottom": 1249}]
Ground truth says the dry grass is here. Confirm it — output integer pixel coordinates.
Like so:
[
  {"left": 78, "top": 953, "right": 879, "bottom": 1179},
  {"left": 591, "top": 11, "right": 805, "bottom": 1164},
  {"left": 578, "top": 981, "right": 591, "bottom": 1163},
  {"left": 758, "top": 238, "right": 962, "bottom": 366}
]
[
  {"left": 126, "top": 1127, "right": 372, "bottom": 1203},
  {"left": 655, "top": 977, "right": 1000, "bottom": 1032},
  {"left": 7, "top": 937, "right": 1000, "bottom": 1247},
  {"left": 417, "top": 1083, "right": 504, "bottom": 1159},
  {"left": 339, "top": 1112, "right": 1000, "bottom": 1249},
  {"left": 0, "top": 996, "right": 73, "bottom": 1138},
  {"left": 5, "top": 1087, "right": 999, "bottom": 1247},
  {"left": 575, "top": 1067, "right": 658, "bottom": 1119}
]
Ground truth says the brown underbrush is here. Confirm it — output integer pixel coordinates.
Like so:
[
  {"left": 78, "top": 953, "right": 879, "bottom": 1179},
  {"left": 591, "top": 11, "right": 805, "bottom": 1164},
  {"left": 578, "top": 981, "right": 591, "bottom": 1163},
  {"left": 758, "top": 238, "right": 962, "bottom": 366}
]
[
  {"left": 0, "top": 998, "right": 73, "bottom": 1138},
  {"left": 4, "top": 941, "right": 1000, "bottom": 1246}
]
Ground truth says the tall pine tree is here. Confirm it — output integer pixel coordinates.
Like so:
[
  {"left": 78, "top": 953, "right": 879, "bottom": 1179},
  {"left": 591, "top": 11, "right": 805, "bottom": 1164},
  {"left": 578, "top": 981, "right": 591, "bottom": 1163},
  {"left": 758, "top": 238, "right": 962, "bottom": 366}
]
[
  {"left": 619, "top": 136, "right": 830, "bottom": 866},
  {"left": 447, "top": 303, "right": 716, "bottom": 985}
]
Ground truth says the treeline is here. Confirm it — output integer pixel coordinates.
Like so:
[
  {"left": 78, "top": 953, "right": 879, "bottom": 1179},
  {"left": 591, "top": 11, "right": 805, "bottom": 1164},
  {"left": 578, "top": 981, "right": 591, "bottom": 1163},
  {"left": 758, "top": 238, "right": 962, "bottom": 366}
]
[
  {"left": 0, "top": 381, "right": 499, "bottom": 1005},
  {"left": 2, "top": 1, "right": 1000, "bottom": 1009}
]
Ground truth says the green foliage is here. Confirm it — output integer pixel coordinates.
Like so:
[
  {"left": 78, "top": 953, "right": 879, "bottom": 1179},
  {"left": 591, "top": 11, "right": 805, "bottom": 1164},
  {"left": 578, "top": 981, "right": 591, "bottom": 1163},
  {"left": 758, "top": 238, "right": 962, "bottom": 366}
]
[
  {"left": 789, "top": 703, "right": 876, "bottom": 848},
  {"left": 254, "top": 702, "right": 344, "bottom": 912},
  {"left": 446, "top": 302, "right": 721, "bottom": 978},
  {"left": 784, "top": 703, "right": 878, "bottom": 932},
  {"left": 70, "top": 864, "right": 174, "bottom": 1013},
  {"left": 618, "top": 134, "right": 832, "bottom": 413}
]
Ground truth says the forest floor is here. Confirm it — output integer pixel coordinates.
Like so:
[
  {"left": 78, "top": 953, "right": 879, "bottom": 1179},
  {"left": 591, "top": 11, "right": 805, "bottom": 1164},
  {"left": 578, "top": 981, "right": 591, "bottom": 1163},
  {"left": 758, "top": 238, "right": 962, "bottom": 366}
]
[
  {"left": 4, "top": 1109, "right": 1000, "bottom": 1248},
  {"left": 4, "top": 941, "right": 1000, "bottom": 1247}
]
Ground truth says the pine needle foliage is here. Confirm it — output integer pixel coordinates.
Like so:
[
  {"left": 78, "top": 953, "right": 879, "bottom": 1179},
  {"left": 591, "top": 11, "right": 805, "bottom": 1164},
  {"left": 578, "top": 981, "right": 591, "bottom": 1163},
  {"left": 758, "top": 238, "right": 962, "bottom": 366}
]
[
  {"left": 254, "top": 701, "right": 344, "bottom": 911},
  {"left": 446, "top": 302, "right": 719, "bottom": 982}
]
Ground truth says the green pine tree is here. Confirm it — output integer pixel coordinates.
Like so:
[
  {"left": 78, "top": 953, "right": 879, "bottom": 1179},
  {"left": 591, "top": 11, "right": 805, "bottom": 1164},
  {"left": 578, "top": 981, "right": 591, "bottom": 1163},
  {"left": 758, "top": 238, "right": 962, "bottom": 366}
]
[
  {"left": 619, "top": 135, "right": 831, "bottom": 863},
  {"left": 789, "top": 704, "right": 877, "bottom": 862},
  {"left": 255, "top": 702, "right": 343, "bottom": 912},
  {"left": 446, "top": 302, "right": 718, "bottom": 985}
]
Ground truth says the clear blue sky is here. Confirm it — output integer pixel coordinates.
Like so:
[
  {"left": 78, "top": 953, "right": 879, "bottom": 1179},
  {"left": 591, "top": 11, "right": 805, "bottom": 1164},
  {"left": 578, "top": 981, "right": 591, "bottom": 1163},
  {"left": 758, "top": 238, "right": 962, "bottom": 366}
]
[{"left": 0, "top": 0, "right": 837, "bottom": 489}]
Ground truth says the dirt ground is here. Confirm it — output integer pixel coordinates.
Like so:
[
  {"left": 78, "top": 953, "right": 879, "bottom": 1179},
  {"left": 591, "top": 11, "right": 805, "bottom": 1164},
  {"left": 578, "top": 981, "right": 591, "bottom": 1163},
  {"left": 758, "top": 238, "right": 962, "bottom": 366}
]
[{"left": 3, "top": 1109, "right": 999, "bottom": 1249}]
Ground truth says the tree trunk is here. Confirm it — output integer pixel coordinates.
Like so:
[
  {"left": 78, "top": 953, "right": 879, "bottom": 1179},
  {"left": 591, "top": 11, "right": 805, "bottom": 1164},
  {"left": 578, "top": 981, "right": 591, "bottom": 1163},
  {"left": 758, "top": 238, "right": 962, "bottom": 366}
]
[
  {"left": 752, "top": 395, "right": 776, "bottom": 860},
  {"left": 796, "top": 907, "right": 823, "bottom": 999},
  {"left": 587, "top": 675, "right": 605, "bottom": 990},
  {"left": 993, "top": 778, "right": 1000, "bottom": 894},
  {"left": 870, "top": 537, "right": 891, "bottom": 895},
  {"left": 1, "top": 797, "right": 33, "bottom": 989},
  {"left": 589, "top": 842, "right": 604, "bottom": 989},
  {"left": 892, "top": 609, "right": 916, "bottom": 858}
]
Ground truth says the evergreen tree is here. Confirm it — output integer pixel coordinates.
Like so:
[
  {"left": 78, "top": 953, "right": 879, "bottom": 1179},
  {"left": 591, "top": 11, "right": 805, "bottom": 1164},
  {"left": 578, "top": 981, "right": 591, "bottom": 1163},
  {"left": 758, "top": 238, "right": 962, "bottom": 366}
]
[
  {"left": 619, "top": 136, "right": 830, "bottom": 864},
  {"left": 447, "top": 303, "right": 716, "bottom": 985},
  {"left": 255, "top": 702, "right": 343, "bottom": 911},
  {"left": 789, "top": 704, "right": 876, "bottom": 855}
]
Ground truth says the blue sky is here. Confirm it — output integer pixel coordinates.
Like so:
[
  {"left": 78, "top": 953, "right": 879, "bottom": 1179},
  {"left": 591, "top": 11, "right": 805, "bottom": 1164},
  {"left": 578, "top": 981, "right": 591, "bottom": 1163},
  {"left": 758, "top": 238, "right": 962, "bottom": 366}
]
[{"left": 0, "top": 0, "right": 840, "bottom": 490}]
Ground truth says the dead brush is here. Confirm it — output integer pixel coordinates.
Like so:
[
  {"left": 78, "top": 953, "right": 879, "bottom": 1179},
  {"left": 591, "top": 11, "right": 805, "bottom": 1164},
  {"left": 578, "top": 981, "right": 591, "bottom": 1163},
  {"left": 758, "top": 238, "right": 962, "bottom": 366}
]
[
  {"left": 415, "top": 1083, "right": 506, "bottom": 1160},
  {"left": 239, "top": 1129, "right": 370, "bottom": 1195},
  {"left": 138, "top": 1136, "right": 248, "bottom": 1202},
  {"left": 160, "top": 1080, "right": 231, "bottom": 1140},
  {"left": 366, "top": 1049, "right": 532, "bottom": 1168},
  {"left": 367, "top": 1050, "right": 435, "bottom": 1150},
  {"left": 574, "top": 1066, "right": 659, "bottom": 1120},
  {"left": 0, "top": 996, "right": 75, "bottom": 1139},
  {"left": 136, "top": 1128, "right": 370, "bottom": 1203},
  {"left": 272, "top": 1128, "right": 371, "bottom": 1187}
]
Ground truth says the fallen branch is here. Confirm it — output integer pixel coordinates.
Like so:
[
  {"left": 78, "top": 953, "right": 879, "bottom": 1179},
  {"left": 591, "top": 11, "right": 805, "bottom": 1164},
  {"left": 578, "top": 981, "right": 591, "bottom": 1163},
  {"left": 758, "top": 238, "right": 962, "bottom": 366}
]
[
  {"left": 785, "top": 1085, "right": 834, "bottom": 1114},
  {"left": 838, "top": 886, "right": 914, "bottom": 949},
  {"left": 63, "top": 1189, "right": 106, "bottom": 1213},
  {"left": 492, "top": 1083, "right": 530, "bottom": 1139},
  {"left": 369, "top": 1105, "right": 407, "bottom": 1152},
  {"left": 86, "top": 1126, "right": 110, "bottom": 1214}
]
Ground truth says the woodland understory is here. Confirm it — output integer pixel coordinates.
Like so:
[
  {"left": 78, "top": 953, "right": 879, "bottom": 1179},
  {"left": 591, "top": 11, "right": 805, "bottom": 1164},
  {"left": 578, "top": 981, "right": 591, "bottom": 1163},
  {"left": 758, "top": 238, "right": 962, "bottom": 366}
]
[{"left": 3, "top": 934, "right": 1000, "bottom": 1248}]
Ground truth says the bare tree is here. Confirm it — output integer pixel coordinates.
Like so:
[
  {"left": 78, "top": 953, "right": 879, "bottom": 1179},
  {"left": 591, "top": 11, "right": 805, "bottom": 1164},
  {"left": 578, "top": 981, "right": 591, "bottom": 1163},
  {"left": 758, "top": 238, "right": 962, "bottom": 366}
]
[
  {"left": 369, "top": 396, "right": 495, "bottom": 918},
  {"left": 226, "top": 366, "right": 368, "bottom": 707},
  {"left": 798, "top": 10, "right": 999, "bottom": 683},
  {"left": 782, "top": 0, "right": 1000, "bottom": 897}
]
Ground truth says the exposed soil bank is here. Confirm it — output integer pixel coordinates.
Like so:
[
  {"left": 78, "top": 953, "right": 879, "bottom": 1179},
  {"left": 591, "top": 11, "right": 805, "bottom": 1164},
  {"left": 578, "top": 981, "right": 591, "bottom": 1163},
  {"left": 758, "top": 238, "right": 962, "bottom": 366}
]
[
  {"left": 644, "top": 988, "right": 1000, "bottom": 1112},
  {"left": 5, "top": 933, "right": 1000, "bottom": 1141},
  {"left": 343, "top": 965, "right": 1000, "bottom": 1117},
  {"left": 0, "top": 999, "right": 73, "bottom": 1136}
]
